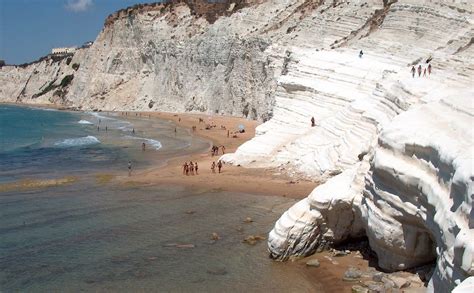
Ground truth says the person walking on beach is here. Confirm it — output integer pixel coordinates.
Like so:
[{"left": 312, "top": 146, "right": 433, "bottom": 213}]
[
  {"left": 105, "top": 126, "right": 108, "bottom": 132},
  {"left": 128, "top": 161, "right": 132, "bottom": 176},
  {"left": 423, "top": 68, "right": 427, "bottom": 77},
  {"left": 359, "top": 50, "right": 363, "bottom": 58},
  {"left": 211, "top": 161, "right": 216, "bottom": 173},
  {"left": 195, "top": 162, "right": 199, "bottom": 175},
  {"left": 221, "top": 145, "right": 225, "bottom": 154},
  {"left": 217, "top": 160, "right": 223, "bottom": 173},
  {"left": 411, "top": 66, "right": 416, "bottom": 78},
  {"left": 132, "top": 128, "right": 135, "bottom": 134},
  {"left": 227, "top": 130, "right": 230, "bottom": 138},
  {"left": 142, "top": 142, "right": 146, "bottom": 151},
  {"left": 418, "top": 65, "right": 422, "bottom": 77},
  {"left": 428, "top": 63, "right": 432, "bottom": 75}
]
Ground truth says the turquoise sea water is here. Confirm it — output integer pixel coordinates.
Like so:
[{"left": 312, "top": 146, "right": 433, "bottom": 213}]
[
  {"left": 0, "top": 105, "right": 207, "bottom": 183},
  {"left": 0, "top": 105, "right": 319, "bottom": 292}
]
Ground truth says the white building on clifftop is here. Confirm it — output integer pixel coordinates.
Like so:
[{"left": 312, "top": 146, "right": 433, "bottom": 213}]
[{"left": 51, "top": 47, "right": 76, "bottom": 55}]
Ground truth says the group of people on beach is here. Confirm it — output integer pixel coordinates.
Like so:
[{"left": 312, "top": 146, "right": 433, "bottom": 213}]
[
  {"left": 183, "top": 161, "right": 199, "bottom": 175},
  {"left": 211, "top": 161, "right": 223, "bottom": 173},
  {"left": 182, "top": 160, "right": 224, "bottom": 175},
  {"left": 211, "top": 145, "right": 225, "bottom": 156},
  {"left": 411, "top": 63, "right": 432, "bottom": 78}
]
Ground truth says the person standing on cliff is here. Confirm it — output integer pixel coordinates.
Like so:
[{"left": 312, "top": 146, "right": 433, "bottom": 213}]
[{"left": 411, "top": 66, "right": 416, "bottom": 78}]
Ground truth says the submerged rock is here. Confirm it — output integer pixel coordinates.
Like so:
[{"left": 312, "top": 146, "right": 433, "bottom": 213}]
[{"left": 243, "top": 235, "right": 265, "bottom": 245}]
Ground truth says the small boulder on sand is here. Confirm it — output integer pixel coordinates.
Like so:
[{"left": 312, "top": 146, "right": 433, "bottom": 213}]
[
  {"left": 343, "top": 267, "right": 363, "bottom": 281},
  {"left": 306, "top": 259, "right": 320, "bottom": 267},
  {"left": 351, "top": 285, "right": 368, "bottom": 293}
]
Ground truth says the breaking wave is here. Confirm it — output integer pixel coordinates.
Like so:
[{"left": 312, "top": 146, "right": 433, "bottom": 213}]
[
  {"left": 54, "top": 136, "right": 100, "bottom": 147},
  {"left": 124, "top": 136, "right": 162, "bottom": 150},
  {"left": 78, "top": 120, "right": 93, "bottom": 125}
]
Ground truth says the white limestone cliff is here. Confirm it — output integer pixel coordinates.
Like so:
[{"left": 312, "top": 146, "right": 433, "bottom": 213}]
[
  {"left": 0, "top": 50, "right": 86, "bottom": 106},
  {"left": 361, "top": 94, "right": 473, "bottom": 292},
  {"left": 1, "top": 0, "right": 472, "bottom": 291},
  {"left": 223, "top": 0, "right": 474, "bottom": 291}
]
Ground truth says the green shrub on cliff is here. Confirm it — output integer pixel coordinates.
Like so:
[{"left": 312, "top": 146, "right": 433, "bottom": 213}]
[{"left": 60, "top": 74, "right": 74, "bottom": 87}]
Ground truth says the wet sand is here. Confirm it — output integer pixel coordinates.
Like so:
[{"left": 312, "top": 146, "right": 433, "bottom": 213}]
[{"left": 120, "top": 111, "right": 318, "bottom": 199}]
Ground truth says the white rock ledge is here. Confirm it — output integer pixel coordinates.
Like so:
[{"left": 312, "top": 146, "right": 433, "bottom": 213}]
[{"left": 267, "top": 94, "right": 473, "bottom": 292}]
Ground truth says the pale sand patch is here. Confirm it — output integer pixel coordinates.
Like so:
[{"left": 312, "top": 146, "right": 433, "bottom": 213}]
[{"left": 118, "top": 111, "right": 318, "bottom": 199}]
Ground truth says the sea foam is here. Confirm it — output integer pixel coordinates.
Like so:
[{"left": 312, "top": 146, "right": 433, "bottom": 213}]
[
  {"left": 78, "top": 120, "right": 93, "bottom": 125},
  {"left": 55, "top": 136, "right": 100, "bottom": 147},
  {"left": 124, "top": 136, "right": 162, "bottom": 150}
]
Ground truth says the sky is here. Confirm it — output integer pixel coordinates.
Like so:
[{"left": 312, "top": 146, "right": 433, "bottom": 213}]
[{"left": 0, "top": 0, "right": 155, "bottom": 64}]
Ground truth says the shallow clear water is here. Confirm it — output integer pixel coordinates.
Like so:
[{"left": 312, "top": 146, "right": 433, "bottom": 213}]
[
  {"left": 0, "top": 105, "right": 320, "bottom": 292},
  {"left": 0, "top": 105, "right": 208, "bottom": 182}
]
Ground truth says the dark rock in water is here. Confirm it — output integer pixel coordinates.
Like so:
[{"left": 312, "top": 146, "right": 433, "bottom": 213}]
[
  {"left": 343, "top": 267, "right": 362, "bottom": 281},
  {"left": 306, "top": 259, "right": 320, "bottom": 267},
  {"left": 244, "top": 217, "right": 253, "bottom": 223},
  {"left": 243, "top": 235, "right": 265, "bottom": 245}
]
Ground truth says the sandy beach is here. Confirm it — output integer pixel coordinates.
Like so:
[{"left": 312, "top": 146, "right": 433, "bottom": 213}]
[
  {"left": 114, "top": 111, "right": 427, "bottom": 292},
  {"left": 119, "top": 111, "right": 318, "bottom": 199},
  {"left": 0, "top": 104, "right": 427, "bottom": 292}
]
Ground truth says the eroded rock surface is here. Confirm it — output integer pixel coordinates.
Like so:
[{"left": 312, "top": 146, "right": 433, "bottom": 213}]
[{"left": 1, "top": 0, "right": 472, "bottom": 291}]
